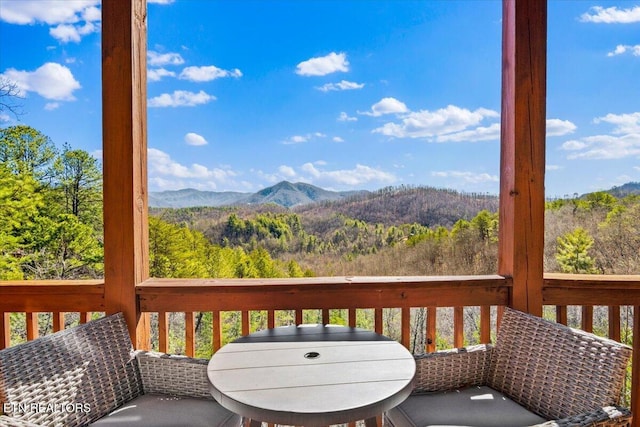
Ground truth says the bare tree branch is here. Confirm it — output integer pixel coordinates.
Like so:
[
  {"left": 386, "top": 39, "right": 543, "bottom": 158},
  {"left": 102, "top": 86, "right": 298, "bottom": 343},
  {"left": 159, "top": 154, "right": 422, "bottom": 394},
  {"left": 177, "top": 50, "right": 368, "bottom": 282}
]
[{"left": 0, "top": 76, "right": 25, "bottom": 120}]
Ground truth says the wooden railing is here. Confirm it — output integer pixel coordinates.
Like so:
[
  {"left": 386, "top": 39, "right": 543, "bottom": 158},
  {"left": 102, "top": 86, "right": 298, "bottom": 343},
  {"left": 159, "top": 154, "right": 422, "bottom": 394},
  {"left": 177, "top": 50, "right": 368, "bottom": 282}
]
[{"left": 2, "top": 274, "right": 640, "bottom": 411}]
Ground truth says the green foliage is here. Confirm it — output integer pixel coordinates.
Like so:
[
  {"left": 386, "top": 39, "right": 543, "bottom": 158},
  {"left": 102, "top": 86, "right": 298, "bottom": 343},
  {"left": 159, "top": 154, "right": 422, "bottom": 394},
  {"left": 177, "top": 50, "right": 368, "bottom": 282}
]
[
  {"left": 555, "top": 228, "right": 597, "bottom": 274},
  {"left": 0, "top": 125, "right": 57, "bottom": 180},
  {"left": 0, "top": 165, "right": 42, "bottom": 279},
  {"left": 52, "top": 143, "right": 102, "bottom": 226}
]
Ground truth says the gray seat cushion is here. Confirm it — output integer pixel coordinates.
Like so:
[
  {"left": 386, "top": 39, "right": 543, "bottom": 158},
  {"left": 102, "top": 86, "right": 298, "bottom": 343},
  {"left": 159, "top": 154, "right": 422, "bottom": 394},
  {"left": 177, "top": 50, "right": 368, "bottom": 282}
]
[
  {"left": 90, "top": 393, "right": 241, "bottom": 427},
  {"left": 386, "top": 386, "right": 548, "bottom": 427}
]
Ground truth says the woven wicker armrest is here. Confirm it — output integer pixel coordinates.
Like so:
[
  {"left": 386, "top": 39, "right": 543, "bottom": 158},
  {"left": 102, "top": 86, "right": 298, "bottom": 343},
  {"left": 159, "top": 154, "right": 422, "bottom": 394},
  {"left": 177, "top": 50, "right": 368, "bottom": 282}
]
[
  {"left": 412, "top": 344, "right": 492, "bottom": 393},
  {"left": 134, "top": 350, "right": 213, "bottom": 399},
  {"left": 533, "top": 406, "right": 632, "bottom": 427},
  {"left": 0, "top": 415, "right": 41, "bottom": 426}
]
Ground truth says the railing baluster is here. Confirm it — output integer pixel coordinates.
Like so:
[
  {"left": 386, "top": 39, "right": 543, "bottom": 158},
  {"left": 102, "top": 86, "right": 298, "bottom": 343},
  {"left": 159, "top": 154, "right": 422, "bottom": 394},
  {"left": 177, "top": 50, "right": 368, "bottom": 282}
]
[
  {"left": 374, "top": 308, "right": 383, "bottom": 334},
  {"left": 295, "top": 309, "right": 303, "bottom": 325},
  {"left": 348, "top": 308, "right": 356, "bottom": 327},
  {"left": 1, "top": 312, "right": 9, "bottom": 349},
  {"left": 454, "top": 307, "right": 464, "bottom": 348},
  {"left": 497, "top": 305, "right": 505, "bottom": 330},
  {"left": 480, "top": 305, "right": 491, "bottom": 344},
  {"left": 631, "top": 306, "right": 640, "bottom": 424},
  {"left": 26, "top": 312, "right": 38, "bottom": 341},
  {"left": 426, "top": 306, "right": 436, "bottom": 353},
  {"left": 581, "top": 306, "right": 593, "bottom": 333},
  {"left": 53, "top": 312, "right": 65, "bottom": 332},
  {"left": 79, "top": 312, "right": 91, "bottom": 324},
  {"left": 242, "top": 311, "right": 250, "bottom": 336},
  {"left": 185, "top": 312, "right": 195, "bottom": 357},
  {"left": 556, "top": 306, "right": 567, "bottom": 325},
  {"left": 322, "top": 308, "right": 330, "bottom": 325},
  {"left": 401, "top": 307, "right": 410, "bottom": 349},
  {"left": 213, "top": 310, "right": 221, "bottom": 352},
  {"left": 158, "top": 312, "right": 169, "bottom": 353},
  {"left": 609, "top": 306, "right": 621, "bottom": 342},
  {"left": 267, "top": 310, "right": 275, "bottom": 329}
]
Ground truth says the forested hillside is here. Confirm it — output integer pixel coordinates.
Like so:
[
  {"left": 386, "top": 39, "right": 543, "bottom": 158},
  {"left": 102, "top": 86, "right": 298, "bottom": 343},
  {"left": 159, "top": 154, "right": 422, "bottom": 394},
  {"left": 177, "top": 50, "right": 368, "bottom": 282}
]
[{"left": 3, "top": 125, "right": 640, "bottom": 356}]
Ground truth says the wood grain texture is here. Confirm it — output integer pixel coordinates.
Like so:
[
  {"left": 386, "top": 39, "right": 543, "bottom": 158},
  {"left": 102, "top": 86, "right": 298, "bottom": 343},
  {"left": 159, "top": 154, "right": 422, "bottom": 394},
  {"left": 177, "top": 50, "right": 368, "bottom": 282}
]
[
  {"left": 137, "top": 276, "right": 510, "bottom": 312},
  {"left": 498, "top": 0, "right": 547, "bottom": 316},
  {"left": 102, "top": 0, "right": 149, "bottom": 348}
]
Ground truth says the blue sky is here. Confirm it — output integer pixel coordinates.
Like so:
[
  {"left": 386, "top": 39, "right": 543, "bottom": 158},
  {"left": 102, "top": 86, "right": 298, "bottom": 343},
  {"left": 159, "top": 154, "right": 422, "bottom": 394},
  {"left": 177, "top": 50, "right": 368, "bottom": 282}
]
[{"left": 0, "top": 0, "right": 639, "bottom": 198}]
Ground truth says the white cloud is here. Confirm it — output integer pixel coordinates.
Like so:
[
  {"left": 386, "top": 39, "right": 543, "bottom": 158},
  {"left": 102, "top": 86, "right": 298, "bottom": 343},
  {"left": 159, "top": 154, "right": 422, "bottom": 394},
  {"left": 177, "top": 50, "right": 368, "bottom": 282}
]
[
  {"left": 373, "top": 105, "right": 500, "bottom": 141},
  {"left": 595, "top": 112, "right": 640, "bottom": 134},
  {"left": 278, "top": 165, "right": 296, "bottom": 177},
  {"left": 148, "top": 68, "right": 176, "bottom": 82},
  {"left": 283, "top": 135, "right": 310, "bottom": 145},
  {"left": 296, "top": 52, "right": 349, "bottom": 76},
  {"left": 0, "top": 0, "right": 100, "bottom": 25},
  {"left": 282, "top": 133, "right": 326, "bottom": 145},
  {"left": 148, "top": 148, "right": 238, "bottom": 191},
  {"left": 1, "top": 62, "right": 81, "bottom": 101},
  {"left": 561, "top": 140, "right": 588, "bottom": 151},
  {"left": 560, "top": 113, "right": 640, "bottom": 159},
  {"left": 299, "top": 162, "right": 396, "bottom": 187},
  {"left": 148, "top": 0, "right": 175, "bottom": 4},
  {"left": 431, "top": 170, "right": 499, "bottom": 184},
  {"left": 0, "top": 0, "right": 101, "bottom": 43},
  {"left": 333, "top": 137, "right": 345, "bottom": 143},
  {"left": 45, "top": 102, "right": 60, "bottom": 111},
  {"left": 0, "top": 112, "right": 11, "bottom": 122},
  {"left": 317, "top": 80, "right": 365, "bottom": 92},
  {"left": 148, "top": 90, "right": 215, "bottom": 107},
  {"left": 562, "top": 134, "right": 640, "bottom": 159},
  {"left": 338, "top": 112, "right": 357, "bottom": 122},
  {"left": 360, "top": 97, "right": 409, "bottom": 117},
  {"left": 148, "top": 51, "right": 185, "bottom": 67},
  {"left": 50, "top": 24, "right": 81, "bottom": 43},
  {"left": 49, "top": 19, "right": 99, "bottom": 43},
  {"left": 179, "top": 66, "right": 242, "bottom": 82},
  {"left": 436, "top": 123, "right": 501, "bottom": 142},
  {"left": 184, "top": 132, "right": 208, "bottom": 146},
  {"left": 580, "top": 6, "right": 640, "bottom": 23},
  {"left": 607, "top": 44, "right": 640, "bottom": 57},
  {"left": 546, "top": 118, "right": 577, "bottom": 137},
  {"left": 546, "top": 165, "right": 563, "bottom": 171}
]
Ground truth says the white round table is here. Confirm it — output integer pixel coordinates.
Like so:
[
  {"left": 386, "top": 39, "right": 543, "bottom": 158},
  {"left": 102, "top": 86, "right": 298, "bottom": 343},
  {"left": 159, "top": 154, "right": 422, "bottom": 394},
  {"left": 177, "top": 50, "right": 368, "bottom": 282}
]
[{"left": 207, "top": 324, "right": 416, "bottom": 427}]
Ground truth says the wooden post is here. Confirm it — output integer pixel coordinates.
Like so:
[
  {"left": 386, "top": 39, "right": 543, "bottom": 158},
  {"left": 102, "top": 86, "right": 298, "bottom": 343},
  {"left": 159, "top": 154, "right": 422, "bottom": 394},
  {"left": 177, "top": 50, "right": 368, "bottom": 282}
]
[
  {"left": 102, "top": 0, "right": 150, "bottom": 349},
  {"left": 632, "top": 306, "right": 640, "bottom": 427},
  {"left": 498, "top": 0, "right": 547, "bottom": 317},
  {"left": 1, "top": 312, "right": 10, "bottom": 349}
]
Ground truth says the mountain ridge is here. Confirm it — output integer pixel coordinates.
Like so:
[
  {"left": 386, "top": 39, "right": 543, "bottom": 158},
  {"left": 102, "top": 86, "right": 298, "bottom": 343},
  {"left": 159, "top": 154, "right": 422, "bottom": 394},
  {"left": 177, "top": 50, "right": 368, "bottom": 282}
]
[
  {"left": 150, "top": 180, "right": 640, "bottom": 209},
  {"left": 149, "top": 181, "right": 367, "bottom": 208}
]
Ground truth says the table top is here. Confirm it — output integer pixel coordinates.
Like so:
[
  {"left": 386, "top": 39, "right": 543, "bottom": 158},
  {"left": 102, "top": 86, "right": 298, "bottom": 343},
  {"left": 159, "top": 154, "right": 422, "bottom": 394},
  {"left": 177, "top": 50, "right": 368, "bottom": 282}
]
[{"left": 207, "top": 324, "right": 416, "bottom": 426}]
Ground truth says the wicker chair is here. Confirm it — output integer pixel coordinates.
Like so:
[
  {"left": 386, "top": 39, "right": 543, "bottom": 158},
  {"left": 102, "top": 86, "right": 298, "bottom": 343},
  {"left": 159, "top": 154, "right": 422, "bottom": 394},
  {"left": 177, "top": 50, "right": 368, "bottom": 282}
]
[
  {"left": 0, "top": 313, "right": 241, "bottom": 427},
  {"left": 385, "top": 307, "right": 632, "bottom": 427}
]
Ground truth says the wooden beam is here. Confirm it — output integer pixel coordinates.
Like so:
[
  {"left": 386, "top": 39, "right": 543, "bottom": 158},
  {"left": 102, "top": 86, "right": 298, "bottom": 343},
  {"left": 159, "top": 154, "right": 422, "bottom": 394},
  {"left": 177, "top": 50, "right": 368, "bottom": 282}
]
[
  {"left": 498, "top": 0, "right": 547, "bottom": 316},
  {"left": 0, "top": 282, "right": 104, "bottom": 312},
  {"left": 102, "top": 0, "right": 150, "bottom": 349},
  {"left": 137, "top": 276, "right": 510, "bottom": 313}
]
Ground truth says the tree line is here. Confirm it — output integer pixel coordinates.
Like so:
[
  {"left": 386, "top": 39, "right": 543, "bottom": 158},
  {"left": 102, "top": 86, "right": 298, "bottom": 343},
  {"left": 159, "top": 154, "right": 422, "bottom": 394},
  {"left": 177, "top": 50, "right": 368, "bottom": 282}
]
[{"left": 2, "top": 124, "right": 639, "bottom": 357}]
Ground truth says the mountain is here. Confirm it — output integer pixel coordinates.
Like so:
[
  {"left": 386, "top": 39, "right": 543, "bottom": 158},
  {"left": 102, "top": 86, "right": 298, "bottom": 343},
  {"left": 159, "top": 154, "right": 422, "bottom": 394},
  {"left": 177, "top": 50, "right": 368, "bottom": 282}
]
[
  {"left": 148, "top": 188, "right": 248, "bottom": 208},
  {"left": 606, "top": 182, "right": 640, "bottom": 198},
  {"left": 149, "top": 181, "right": 367, "bottom": 208}
]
